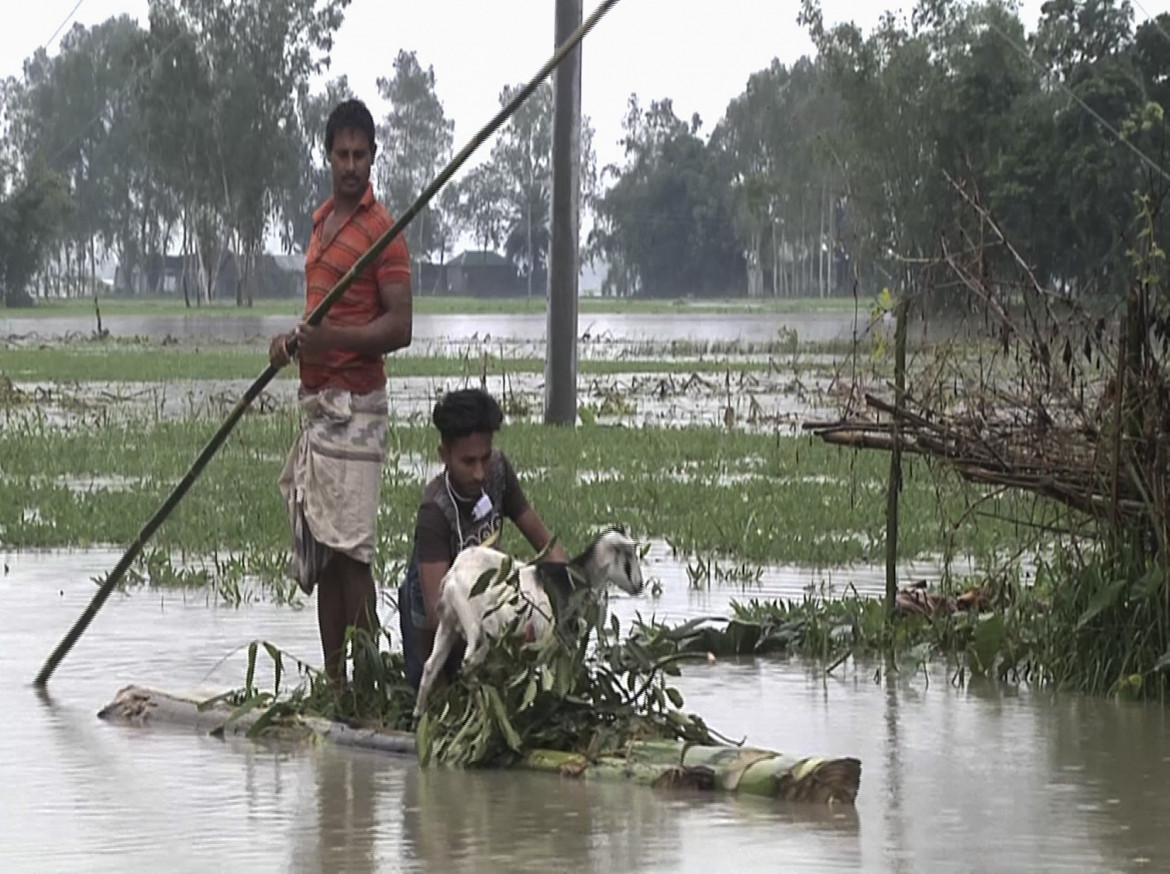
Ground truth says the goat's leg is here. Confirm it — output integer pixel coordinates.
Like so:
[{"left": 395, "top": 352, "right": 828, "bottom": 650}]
[
  {"left": 450, "top": 589, "right": 487, "bottom": 669},
  {"left": 594, "top": 588, "right": 611, "bottom": 648},
  {"left": 461, "top": 623, "right": 485, "bottom": 669},
  {"left": 414, "top": 619, "right": 458, "bottom": 720}
]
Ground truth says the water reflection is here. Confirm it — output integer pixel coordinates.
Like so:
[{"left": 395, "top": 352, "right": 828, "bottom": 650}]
[
  {"left": 1040, "top": 689, "right": 1170, "bottom": 870},
  {"left": 882, "top": 656, "right": 911, "bottom": 874},
  {"left": 401, "top": 765, "right": 669, "bottom": 873},
  {"left": 289, "top": 747, "right": 384, "bottom": 874}
]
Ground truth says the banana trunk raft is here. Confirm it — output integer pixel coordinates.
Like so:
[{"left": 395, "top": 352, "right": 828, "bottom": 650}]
[{"left": 98, "top": 684, "right": 862, "bottom": 806}]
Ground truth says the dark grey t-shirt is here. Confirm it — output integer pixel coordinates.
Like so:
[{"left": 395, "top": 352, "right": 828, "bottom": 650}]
[{"left": 413, "top": 448, "right": 530, "bottom": 564}]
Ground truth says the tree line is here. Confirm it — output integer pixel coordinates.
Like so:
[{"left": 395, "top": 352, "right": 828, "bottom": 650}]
[
  {"left": 0, "top": 0, "right": 599, "bottom": 306},
  {"left": 1, "top": 0, "right": 1168, "bottom": 306}
]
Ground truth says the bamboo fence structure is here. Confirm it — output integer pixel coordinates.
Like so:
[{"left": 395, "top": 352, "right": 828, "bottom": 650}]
[{"left": 804, "top": 185, "right": 1170, "bottom": 560}]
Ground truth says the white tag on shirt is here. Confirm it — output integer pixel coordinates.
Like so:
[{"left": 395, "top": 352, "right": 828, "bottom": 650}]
[{"left": 472, "top": 493, "right": 493, "bottom": 521}]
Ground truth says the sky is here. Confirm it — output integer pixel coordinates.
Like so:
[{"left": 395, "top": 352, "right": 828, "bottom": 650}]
[
  {"left": 4, "top": 0, "right": 1137, "bottom": 176},
  {"left": 0, "top": 0, "right": 1163, "bottom": 266}
]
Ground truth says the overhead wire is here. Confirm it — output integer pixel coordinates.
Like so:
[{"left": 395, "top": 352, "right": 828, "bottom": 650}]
[
  {"left": 1130, "top": 0, "right": 1170, "bottom": 46},
  {"left": 42, "top": 0, "right": 87, "bottom": 52},
  {"left": 36, "top": 26, "right": 191, "bottom": 168}
]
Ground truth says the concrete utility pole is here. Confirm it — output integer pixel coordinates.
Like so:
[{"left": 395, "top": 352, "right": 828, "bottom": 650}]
[{"left": 544, "top": 0, "right": 583, "bottom": 426}]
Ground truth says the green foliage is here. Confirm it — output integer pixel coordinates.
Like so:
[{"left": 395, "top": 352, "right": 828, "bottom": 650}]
[
  {"left": 591, "top": 96, "right": 744, "bottom": 298},
  {"left": 793, "top": 0, "right": 1170, "bottom": 304},
  {"left": 208, "top": 626, "right": 417, "bottom": 736},
  {"left": 0, "top": 403, "right": 1038, "bottom": 568},
  {"left": 417, "top": 613, "right": 715, "bottom": 768},
  {"left": 148, "top": 0, "right": 350, "bottom": 303},
  {"left": 206, "top": 570, "right": 716, "bottom": 768},
  {"left": 0, "top": 155, "right": 72, "bottom": 305},
  {"left": 8, "top": 15, "right": 152, "bottom": 300},
  {"left": 0, "top": 340, "right": 834, "bottom": 382},
  {"left": 680, "top": 541, "right": 1170, "bottom": 702},
  {"left": 375, "top": 51, "right": 454, "bottom": 266}
]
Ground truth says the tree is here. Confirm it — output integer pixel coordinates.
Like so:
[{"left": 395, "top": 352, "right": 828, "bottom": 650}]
[
  {"left": 591, "top": 95, "right": 744, "bottom": 298},
  {"left": 799, "top": 1, "right": 945, "bottom": 299},
  {"left": 430, "top": 180, "right": 463, "bottom": 278},
  {"left": 375, "top": 50, "right": 455, "bottom": 284},
  {"left": 144, "top": 0, "right": 350, "bottom": 305},
  {"left": 9, "top": 17, "right": 154, "bottom": 298},
  {"left": 278, "top": 75, "right": 354, "bottom": 254},
  {"left": 1030, "top": 0, "right": 1149, "bottom": 295},
  {"left": 712, "top": 56, "right": 846, "bottom": 299},
  {"left": 487, "top": 81, "right": 554, "bottom": 296},
  {"left": 1131, "top": 12, "right": 1170, "bottom": 110},
  {"left": 1127, "top": 13, "right": 1170, "bottom": 251},
  {"left": 0, "top": 77, "right": 22, "bottom": 197},
  {"left": 1030, "top": 0, "right": 1136, "bottom": 83},
  {"left": 788, "top": 0, "right": 1166, "bottom": 304},
  {"left": 450, "top": 163, "right": 509, "bottom": 255},
  {"left": 0, "top": 155, "right": 72, "bottom": 306}
]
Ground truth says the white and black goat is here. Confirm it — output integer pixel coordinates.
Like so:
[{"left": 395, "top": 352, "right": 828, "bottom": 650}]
[{"left": 412, "top": 526, "right": 644, "bottom": 720}]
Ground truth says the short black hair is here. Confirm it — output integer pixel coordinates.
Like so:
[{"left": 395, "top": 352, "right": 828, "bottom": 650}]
[
  {"left": 325, "top": 98, "right": 377, "bottom": 157},
  {"left": 432, "top": 389, "right": 504, "bottom": 445}
]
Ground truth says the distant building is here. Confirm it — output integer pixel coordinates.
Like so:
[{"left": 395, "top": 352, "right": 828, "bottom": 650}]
[
  {"left": 115, "top": 252, "right": 306, "bottom": 300},
  {"left": 253, "top": 254, "right": 304, "bottom": 298},
  {"left": 114, "top": 254, "right": 187, "bottom": 296},
  {"left": 445, "top": 250, "right": 524, "bottom": 298}
]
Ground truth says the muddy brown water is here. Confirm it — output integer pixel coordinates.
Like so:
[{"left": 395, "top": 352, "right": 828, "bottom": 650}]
[{"left": 3, "top": 548, "right": 1169, "bottom": 873}]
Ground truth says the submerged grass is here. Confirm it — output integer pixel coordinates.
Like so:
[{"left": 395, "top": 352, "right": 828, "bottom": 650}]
[
  {"left": 1, "top": 294, "right": 865, "bottom": 319},
  {"left": 673, "top": 542, "right": 1170, "bottom": 701},
  {"left": 0, "top": 343, "right": 841, "bottom": 383},
  {"left": 0, "top": 406, "right": 1040, "bottom": 573}
]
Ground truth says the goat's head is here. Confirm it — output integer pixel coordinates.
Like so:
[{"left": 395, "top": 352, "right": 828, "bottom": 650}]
[{"left": 576, "top": 526, "right": 644, "bottom": 596}]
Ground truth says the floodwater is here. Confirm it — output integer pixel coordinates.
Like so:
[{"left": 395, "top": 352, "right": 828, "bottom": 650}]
[
  {"left": 0, "top": 310, "right": 870, "bottom": 346},
  {"left": 2, "top": 308, "right": 1160, "bottom": 872},
  {"left": 2, "top": 547, "right": 1168, "bottom": 873},
  {"left": 4, "top": 368, "right": 848, "bottom": 435}
]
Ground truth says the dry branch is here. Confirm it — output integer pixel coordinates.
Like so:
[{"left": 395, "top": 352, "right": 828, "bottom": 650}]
[{"left": 804, "top": 179, "right": 1170, "bottom": 550}]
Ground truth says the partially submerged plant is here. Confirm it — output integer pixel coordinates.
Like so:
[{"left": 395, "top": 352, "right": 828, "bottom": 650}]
[
  {"left": 208, "top": 558, "right": 722, "bottom": 768},
  {"left": 203, "top": 625, "right": 418, "bottom": 738},
  {"left": 414, "top": 553, "right": 719, "bottom": 768}
]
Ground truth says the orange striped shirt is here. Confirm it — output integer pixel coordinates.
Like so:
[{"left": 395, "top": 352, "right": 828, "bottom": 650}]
[{"left": 299, "top": 182, "right": 411, "bottom": 394}]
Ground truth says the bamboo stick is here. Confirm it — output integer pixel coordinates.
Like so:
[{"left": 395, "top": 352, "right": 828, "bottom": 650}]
[{"left": 885, "top": 297, "right": 908, "bottom": 619}]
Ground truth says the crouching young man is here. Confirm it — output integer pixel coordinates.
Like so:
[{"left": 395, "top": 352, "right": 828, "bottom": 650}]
[{"left": 399, "top": 388, "right": 567, "bottom": 690}]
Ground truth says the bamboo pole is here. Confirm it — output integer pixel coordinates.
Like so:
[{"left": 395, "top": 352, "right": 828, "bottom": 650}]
[
  {"left": 884, "top": 297, "right": 908, "bottom": 619},
  {"left": 97, "top": 685, "right": 862, "bottom": 805},
  {"left": 32, "top": 0, "right": 625, "bottom": 688}
]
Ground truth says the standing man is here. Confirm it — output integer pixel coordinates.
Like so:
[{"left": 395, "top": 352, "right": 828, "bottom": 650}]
[{"left": 269, "top": 98, "right": 412, "bottom": 685}]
